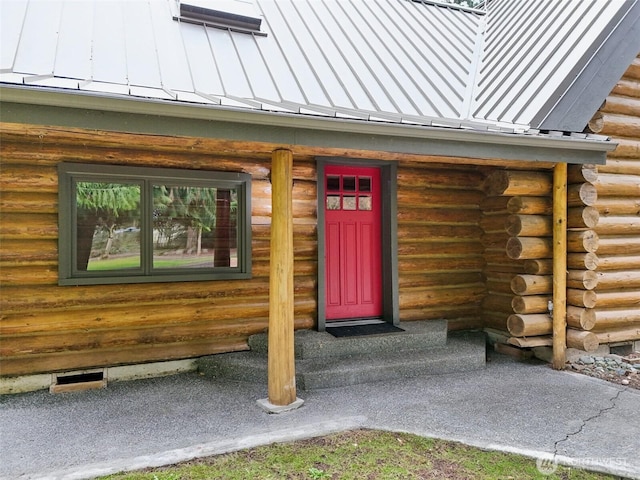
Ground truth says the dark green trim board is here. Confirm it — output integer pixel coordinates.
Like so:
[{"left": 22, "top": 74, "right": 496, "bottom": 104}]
[
  {"left": 1, "top": 88, "right": 615, "bottom": 165},
  {"left": 381, "top": 162, "right": 400, "bottom": 326},
  {"left": 316, "top": 158, "right": 399, "bottom": 331},
  {"left": 316, "top": 159, "right": 328, "bottom": 331}
]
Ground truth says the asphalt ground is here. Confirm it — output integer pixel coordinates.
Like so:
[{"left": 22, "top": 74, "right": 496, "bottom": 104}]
[{"left": 1, "top": 353, "right": 639, "bottom": 480}]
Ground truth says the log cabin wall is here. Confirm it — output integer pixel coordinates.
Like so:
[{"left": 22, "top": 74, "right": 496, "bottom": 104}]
[
  {"left": 1, "top": 122, "right": 492, "bottom": 377},
  {"left": 0, "top": 123, "right": 317, "bottom": 376},
  {"left": 479, "top": 55, "right": 640, "bottom": 351},
  {"left": 396, "top": 161, "right": 486, "bottom": 331},
  {"left": 479, "top": 169, "right": 559, "bottom": 347},
  {"left": 2, "top": 115, "right": 634, "bottom": 378},
  {"left": 479, "top": 167, "right": 612, "bottom": 352},
  {"left": 479, "top": 174, "right": 524, "bottom": 332},
  {"left": 570, "top": 54, "right": 640, "bottom": 346}
]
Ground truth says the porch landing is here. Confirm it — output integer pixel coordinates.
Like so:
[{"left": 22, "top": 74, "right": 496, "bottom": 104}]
[{"left": 197, "top": 320, "right": 486, "bottom": 390}]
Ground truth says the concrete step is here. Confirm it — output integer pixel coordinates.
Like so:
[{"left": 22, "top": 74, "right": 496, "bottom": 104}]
[
  {"left": 197, "top": 326, "right": 486, "bottom": 391},
  {"left": 248, "top": 319, "right": 448, "bottom": 360},
  {"left": 298, "top": 332, "right": 486, "bottom": 390}
]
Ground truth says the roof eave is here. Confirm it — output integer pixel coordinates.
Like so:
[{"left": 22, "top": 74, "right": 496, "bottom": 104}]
[{"left": 0, "top": 84, "right": 616, "bottom": 165}]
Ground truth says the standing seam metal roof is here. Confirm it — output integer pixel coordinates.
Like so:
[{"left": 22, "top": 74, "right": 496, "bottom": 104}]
[
  {"left": 1, "top": 0, "right": 638, "bottom": 134},
  {"left": 474, "top": 0, "right": 630, "bottom": 127}
]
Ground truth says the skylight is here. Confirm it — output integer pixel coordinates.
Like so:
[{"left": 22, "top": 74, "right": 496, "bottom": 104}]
[{"left": 179, "top": 0, "right": 262, "bottom": 32}]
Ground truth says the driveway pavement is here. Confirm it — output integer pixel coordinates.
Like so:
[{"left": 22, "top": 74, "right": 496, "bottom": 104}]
[{"left": 1, "top": 354, "right": 638, "bottom": 479}]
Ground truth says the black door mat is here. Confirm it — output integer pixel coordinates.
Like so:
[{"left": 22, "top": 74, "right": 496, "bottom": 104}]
[{"left": 326, "top": 323, "right": 405, "bottom": 338}]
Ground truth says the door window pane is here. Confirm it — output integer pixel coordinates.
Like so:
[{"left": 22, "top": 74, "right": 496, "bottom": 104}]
[
  {"left": 326, "top": 175, "right": 340, "bottom": 191},
  {"left": 359, "top": 177, "right": 371, "bottom": 192},
  {"left": 343, "top": 176, "right": 356, "bottom": 191},
  {"left": 343, "top": 195, "right": 357, "bottom": 210},
  {"left": 359, "top": 196, "right": 372, "bottom": 211},
  {"left": 326, "top": 195, "right": 341, "bottom": 210}
]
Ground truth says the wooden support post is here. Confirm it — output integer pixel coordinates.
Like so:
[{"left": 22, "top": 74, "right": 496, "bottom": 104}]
[
  {"left": 258, "top": 148, "right": 303, "bottom": 413},
  {"left": 552, "top": 163, "right": 567, "bottom": 370}
]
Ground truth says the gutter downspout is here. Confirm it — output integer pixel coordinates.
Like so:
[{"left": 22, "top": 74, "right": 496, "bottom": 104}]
[{"left": 552, "top": 163, "right": 568, "bottom": 370}]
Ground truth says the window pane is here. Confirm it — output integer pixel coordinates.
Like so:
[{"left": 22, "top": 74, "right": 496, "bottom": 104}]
[
  {"left": 60, "top": 163, "right": 252, "bottom": 285},
  {"left": 326, "top": 175, "right": 340, "bottom": 192},
  {"left": 359, "top": 196, "right": 372, "bottom": 211},
  {"left": 76, "top": 182, "right": 141, "bottom": 271},
  {"left": 326, "top": 195, "right": 341, "bottom": 210},
  {"left": 359, "top": 177, "right": 371, "bottom": 192},
  {"left": 343, "top": 176, "right": 356, "bottom": 191},
  {"left": 343, "top": 195, "right": 356, "bottom": 210},
  {"left": 152, "top": 185, "right": 238, "bottom": 269}
]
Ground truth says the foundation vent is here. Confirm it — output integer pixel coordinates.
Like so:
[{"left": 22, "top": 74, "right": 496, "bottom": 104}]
[{"left": 50, "top": 370, "right": 107, "bottom": 393}]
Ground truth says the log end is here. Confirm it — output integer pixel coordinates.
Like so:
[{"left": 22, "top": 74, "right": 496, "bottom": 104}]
[
  {"left": 567, "top": 329, "right": 599, "bottom": 352},
  {"left": 510, "top": 274, "right": 552, "bottom": 295},
  {"left": 583, "top": 290, "right": 598, "bottom": 309},
  {"left": 506, "top": 237, "right": 523, "bottom": 260},
  {"left": 582, "top": 270, "right": 599, "bottom": 290},
  {"left": 506, "top": 196, "right": 523, "bottom": 214},
  {"left": 510, "top": 275, "right": 526, "bottom": 295},
  {"left": 587, "top": 113, "right": 604, "bottom": 134},
  {"left": 582, "top": 206, "right": 600, "bottom": 229},
  {"left": 581, "top": 309, "right": 597, "bottom": 331},
  {"left": 578, "top": 183, "right": 598, "bottom": 206},
  {"left": 505, "top": 215, "right": 522, "bottom": 237},
  {"left": 507, "top": 314, "right": 525, "bottom": 336},
  {"left": 584, "top": 252, "right": 599, "bottom": 270},
  {"left": 583, "top": 230, "right": 600, "bottom": 253},
  {"left": 483, "top": 171, "right": 509, "bottom": 197}
]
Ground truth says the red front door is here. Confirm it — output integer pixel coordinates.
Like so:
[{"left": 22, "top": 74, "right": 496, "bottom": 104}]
[{"left": 324, "top": 165, "right": 382, "bottom": 321}]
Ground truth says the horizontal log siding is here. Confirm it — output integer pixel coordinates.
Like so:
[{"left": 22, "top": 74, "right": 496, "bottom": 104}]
[
  {"left": 586, "top": 55, "right": 640, "bottom": 341},
  {"left": 396, "top": 162, "right": 486, "bottom": 330},
  {"left": 2, "top": 122, "right": 496, "bottom": 376},
  {"left": 0, "top": 124, "right": 316, "bottom": 376},
  {"left": 480, "top": 55, "right": 640, "bottom": 349}
]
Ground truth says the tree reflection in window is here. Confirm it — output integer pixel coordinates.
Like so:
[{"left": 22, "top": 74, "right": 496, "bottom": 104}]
[
  {"left": 152, "top": 185, "right": 237, "bottom": 269},
  {"left": 60, "top": 163, "right": 251, "bottom": 285},
  {"left": 76, "top": 182, "right": 141, "bottom": 271}
]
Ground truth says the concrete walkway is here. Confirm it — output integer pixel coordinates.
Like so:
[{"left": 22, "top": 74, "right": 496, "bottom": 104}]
[{"left": 1, "top": 354, "right": 638, "bottom": 480}]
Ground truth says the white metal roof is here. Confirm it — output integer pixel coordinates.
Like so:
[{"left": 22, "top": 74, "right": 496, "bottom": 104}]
[
  {"left": 1, "top": 0, "right": 639, "bottom": 134},
  {"left": 476, "top": 0, "right": 638, "bottom": 129}
]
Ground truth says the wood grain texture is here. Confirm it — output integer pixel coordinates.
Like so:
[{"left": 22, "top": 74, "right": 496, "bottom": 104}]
[
  {"left": 0, "top": 123, "right": 501, "bottom": 376},
  {"left": 0, "top": 125, "right": 317, "bottom": 376}
]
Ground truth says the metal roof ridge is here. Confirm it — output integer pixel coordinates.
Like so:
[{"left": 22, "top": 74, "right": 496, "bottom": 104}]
[{"left": 460, "top": 14, "right": 487, "bottom": 122}]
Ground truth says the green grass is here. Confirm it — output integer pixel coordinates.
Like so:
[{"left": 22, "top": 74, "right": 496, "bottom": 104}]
[
  {"left": 88, "top": 256, "right": 141, "bottom": 270},
  {"left": 100, "top": 429, "right": 616, "bottom": 480},
  {"left": 88, "top": 256, "right": 211, "bottom": 270}
]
